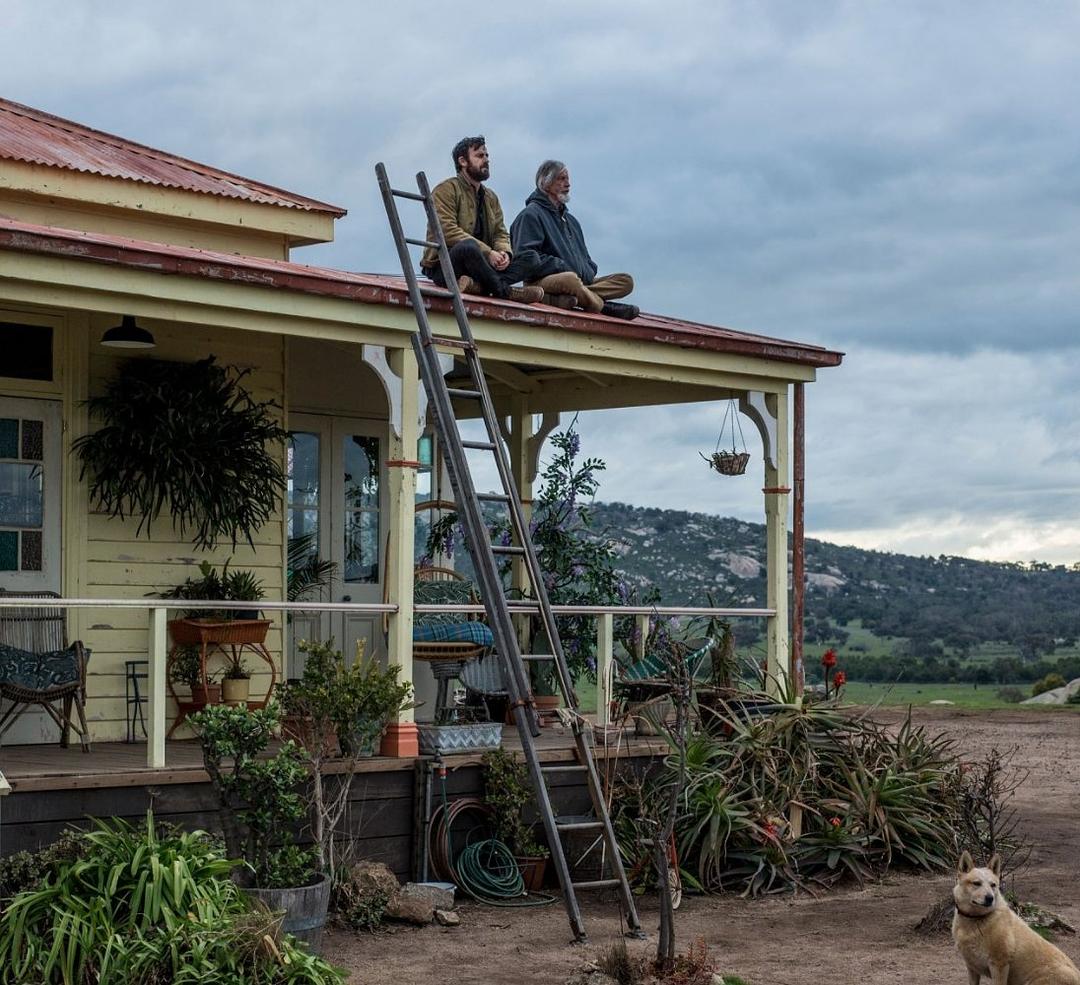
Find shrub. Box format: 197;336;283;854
996;686;1025;704
481;747;547;858
0;814;343;983
615;698;961;897
1032;673;1067;697
0;831;85;911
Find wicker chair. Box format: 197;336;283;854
0;590;91;751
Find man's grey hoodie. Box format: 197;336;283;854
510;190;599;285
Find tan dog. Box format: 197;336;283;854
952;852;1080;984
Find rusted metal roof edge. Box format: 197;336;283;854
0;98;347;217
0;223;844;370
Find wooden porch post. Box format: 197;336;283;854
792;382;806;696
763;390;790;697
381;347;420;757
595;613;614;726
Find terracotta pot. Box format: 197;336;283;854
516;855;549;892
190;683;221;706
533;694;561;727
221;677;250;704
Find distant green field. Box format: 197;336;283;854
842;681;1079;710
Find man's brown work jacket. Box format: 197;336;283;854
421;172;513;270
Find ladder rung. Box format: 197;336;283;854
520;654;556;662
572;879;621;890
557;820;605;832
391;188;425;201
462;441;497;451
428;336;476;351
492;544;526;556
476;492;509;502
541;764;587;773
405;237;440;249
448;388;483;400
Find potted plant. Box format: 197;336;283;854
169;645;221;706
188;702;329;953
481;747;550;890
221;654;251;704
73;355;287;551
161;560;270;647
279;639;414;875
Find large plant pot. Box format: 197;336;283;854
190;683;221;706
417;722;502;755
246;875;331;954
516;855;549;892
168;618;272;647
221;677;251;704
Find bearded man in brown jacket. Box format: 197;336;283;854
420;135;544;303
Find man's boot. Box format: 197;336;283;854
507;285;545;304
600;301;640;320
457;275;480;295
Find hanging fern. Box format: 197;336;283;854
73;356;287;549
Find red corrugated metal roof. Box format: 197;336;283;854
0;97;346;216
0;216;843;369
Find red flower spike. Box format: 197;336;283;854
829;817;842;827
821;649;837;669
833;670;847;689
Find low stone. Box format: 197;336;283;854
349;860;400;899
385;892;434;925
564;972;619;985
401;881;455;911
434;908;460;927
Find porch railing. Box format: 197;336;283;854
0;598;774;770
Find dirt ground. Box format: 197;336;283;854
324;707;1080;984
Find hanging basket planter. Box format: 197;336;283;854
701;450;750;476
701;400;750;477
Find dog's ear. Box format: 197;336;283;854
958;851;974;874
989;854;1002;878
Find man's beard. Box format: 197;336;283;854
556;191;570;205
466;162;490;182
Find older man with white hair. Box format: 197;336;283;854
510;160;639;320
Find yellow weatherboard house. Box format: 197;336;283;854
0;97;841;787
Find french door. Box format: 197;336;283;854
287;415;386;677
0;396;63;743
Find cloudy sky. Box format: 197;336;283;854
3;2;1078;563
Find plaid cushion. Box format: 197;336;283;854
619;637;714;683
413;621;494;646
0;642;87;691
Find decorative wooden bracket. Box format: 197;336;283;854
498;411;560;483
362;345;453;439
738;392;777;471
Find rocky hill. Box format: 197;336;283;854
593;502;1080;657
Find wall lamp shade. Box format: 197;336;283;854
101;315;155;349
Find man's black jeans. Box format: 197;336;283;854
423;241;543;298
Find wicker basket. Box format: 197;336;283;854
168;618;271;647
702;450;750;476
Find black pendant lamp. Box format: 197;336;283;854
101;315;155;349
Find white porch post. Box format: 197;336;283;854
147;605;167;768
382;347;420;757
508;396;534;663
595;613;614;726
763;390;791;696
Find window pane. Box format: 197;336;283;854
0;531;16;571
0;419;16;458
287;432;320;508
288;508;319;545
0;323;53;381
21;419;43;461
20;530;42;571
0;462;43;527
343;510;379;583
343;436;379;509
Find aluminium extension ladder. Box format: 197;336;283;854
375;162;642;943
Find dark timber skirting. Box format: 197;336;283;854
0;733;664;878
